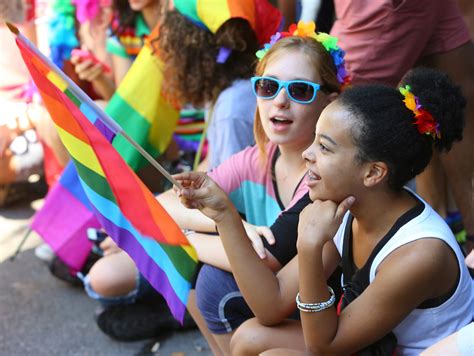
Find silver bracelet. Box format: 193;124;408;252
182;229;195;237
296;286;336;313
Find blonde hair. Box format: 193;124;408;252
253;36;341;164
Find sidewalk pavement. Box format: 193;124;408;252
0;199;211;356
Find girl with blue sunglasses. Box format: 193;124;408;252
173;23;344;354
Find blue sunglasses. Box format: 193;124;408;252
251;76;322;104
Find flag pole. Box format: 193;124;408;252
6;22;183;190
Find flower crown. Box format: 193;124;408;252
256;21;350;86
399;85;441;139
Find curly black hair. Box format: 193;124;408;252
339;67;465;191
155;10;259;107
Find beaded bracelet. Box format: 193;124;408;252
296;286;336;313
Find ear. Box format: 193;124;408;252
363;161;388;187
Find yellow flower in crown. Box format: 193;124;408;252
295;21;316;37
399;85;418;113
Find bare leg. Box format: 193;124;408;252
420;42;474;235
231;318;305;356
187;290;224;356
212;332;234;356
87;251;138;297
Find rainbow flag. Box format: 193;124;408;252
13;25;197;321
175;0;282;43
109;42;180;170
31;27;180;271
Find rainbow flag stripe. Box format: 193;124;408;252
16;31;197;321
175;0;282;45
109;43;180;170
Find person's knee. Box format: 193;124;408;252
87;255;137;298
231;318;267;356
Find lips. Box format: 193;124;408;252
307;169;321;181
270;116;293;124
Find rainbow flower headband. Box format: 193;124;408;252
256;21;350;85
399;85;441;139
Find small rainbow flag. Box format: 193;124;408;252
11;24;197;321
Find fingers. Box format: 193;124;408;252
173;171;205;184
73;59;104;81
247;229;266;259
257;226;275;245
335;196;355;221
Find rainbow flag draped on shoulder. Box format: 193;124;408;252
11;24;197;322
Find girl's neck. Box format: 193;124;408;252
277;142;307;173
141;5;160;30
351;188;418;239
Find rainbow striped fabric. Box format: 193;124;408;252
15;29;197;321
109;41;180;170
174;0;282;45
31;27;180;271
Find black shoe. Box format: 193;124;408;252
95;302;196;341
48;251;102;287
48;256;83;287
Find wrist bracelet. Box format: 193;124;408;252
182;229;195;237
296;286;336;313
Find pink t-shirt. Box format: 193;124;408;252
208;143;308;226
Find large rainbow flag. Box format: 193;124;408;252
12;24;197;321
31;27;180;271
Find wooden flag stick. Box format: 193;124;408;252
5;22;182;190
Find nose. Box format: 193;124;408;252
273;86;290;108
302;145;315;163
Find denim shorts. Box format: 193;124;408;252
82;272;154;306
195;264;255;334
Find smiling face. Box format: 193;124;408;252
257;49;331;151
302;101;367;203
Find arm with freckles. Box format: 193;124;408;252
297;200;458;354
174;171;341;325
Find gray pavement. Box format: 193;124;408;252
0;199;211;356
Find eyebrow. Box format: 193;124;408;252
263;74;315;82
319;134;337;146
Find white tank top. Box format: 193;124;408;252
334;190;473;355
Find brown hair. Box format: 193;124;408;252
253;36;341;163
155;10;259;107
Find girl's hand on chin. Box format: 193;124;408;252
173;171;232;222
297;196;355;250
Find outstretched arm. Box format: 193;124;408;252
174;171;341;325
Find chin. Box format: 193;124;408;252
309;188;343;203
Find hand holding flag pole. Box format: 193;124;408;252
6;22;182;190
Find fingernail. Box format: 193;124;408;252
348;196;355;204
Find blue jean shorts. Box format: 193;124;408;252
195;264;254;334
82;272;154;306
